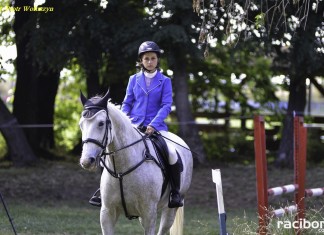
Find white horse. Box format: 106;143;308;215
79;91;193;235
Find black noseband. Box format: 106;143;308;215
82;138;107;149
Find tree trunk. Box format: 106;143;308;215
36;70;60;149
86;68;102;97
12;0;38;147
0;98;37;166
276;77;306;167
12;0;60;157
276;3;323;167
169;49;206;164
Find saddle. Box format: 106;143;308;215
137;126;173;196
137;126;170;173
149;132;172;198
149;132;184;200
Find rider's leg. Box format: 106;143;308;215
160;131;183;208
168;156;183;208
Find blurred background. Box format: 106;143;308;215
0;0;323;234
0;0;323;167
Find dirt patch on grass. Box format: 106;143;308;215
0;160;324;211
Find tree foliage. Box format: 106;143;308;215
189;43;277;114
190;0;323;166
54;61;86;152
194;0;323;51
0;0;322;166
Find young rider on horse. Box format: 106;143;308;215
89;41;184;208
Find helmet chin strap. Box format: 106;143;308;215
141;65;157;73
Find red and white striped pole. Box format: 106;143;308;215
294;115;307;227
254;115;268;235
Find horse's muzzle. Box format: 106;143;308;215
80;156;97;170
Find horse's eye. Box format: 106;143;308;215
98;121;105;127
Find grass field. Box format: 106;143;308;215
0;201;259;235
1;160;324;234
2;202;324;234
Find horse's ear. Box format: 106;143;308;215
80;90;87;106
94;89;110;109
101;89;110;104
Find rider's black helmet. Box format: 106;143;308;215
138;41;161;58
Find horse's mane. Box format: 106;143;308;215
107;101;134;128
81;92;135;132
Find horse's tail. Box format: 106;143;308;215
170;206;184;235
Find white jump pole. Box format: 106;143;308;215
212;169;228;235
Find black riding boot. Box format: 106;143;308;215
89;188;101;207
168;158;183;208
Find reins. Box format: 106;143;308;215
155;131;201;157
102;138;143;156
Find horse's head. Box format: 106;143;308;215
79;91;111;171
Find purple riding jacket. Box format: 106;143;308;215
121;70;172;131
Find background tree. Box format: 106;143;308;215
1;0;322;167
99;0;156;103
272;3;324;166
196;0;324;167
12;0;40;159
189;42;277;125
0;95;37;165
1;0;159;164
147;0;208;163
12;0;67;158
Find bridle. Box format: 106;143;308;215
81;107;145;158
81;109;111;150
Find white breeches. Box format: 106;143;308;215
159;131;178;165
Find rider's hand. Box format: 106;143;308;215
145;125;155;135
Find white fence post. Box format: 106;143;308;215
212;169;228;235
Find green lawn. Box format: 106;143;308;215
2;202;323;235
1;161;323;234
0;202;257;235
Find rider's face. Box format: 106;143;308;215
141;52;158;72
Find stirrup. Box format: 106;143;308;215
89;196;101;207
89;188;101;207
168;190;183;208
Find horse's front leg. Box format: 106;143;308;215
139;206;158;235
100;207;119;235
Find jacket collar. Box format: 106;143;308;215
136;71;162;94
